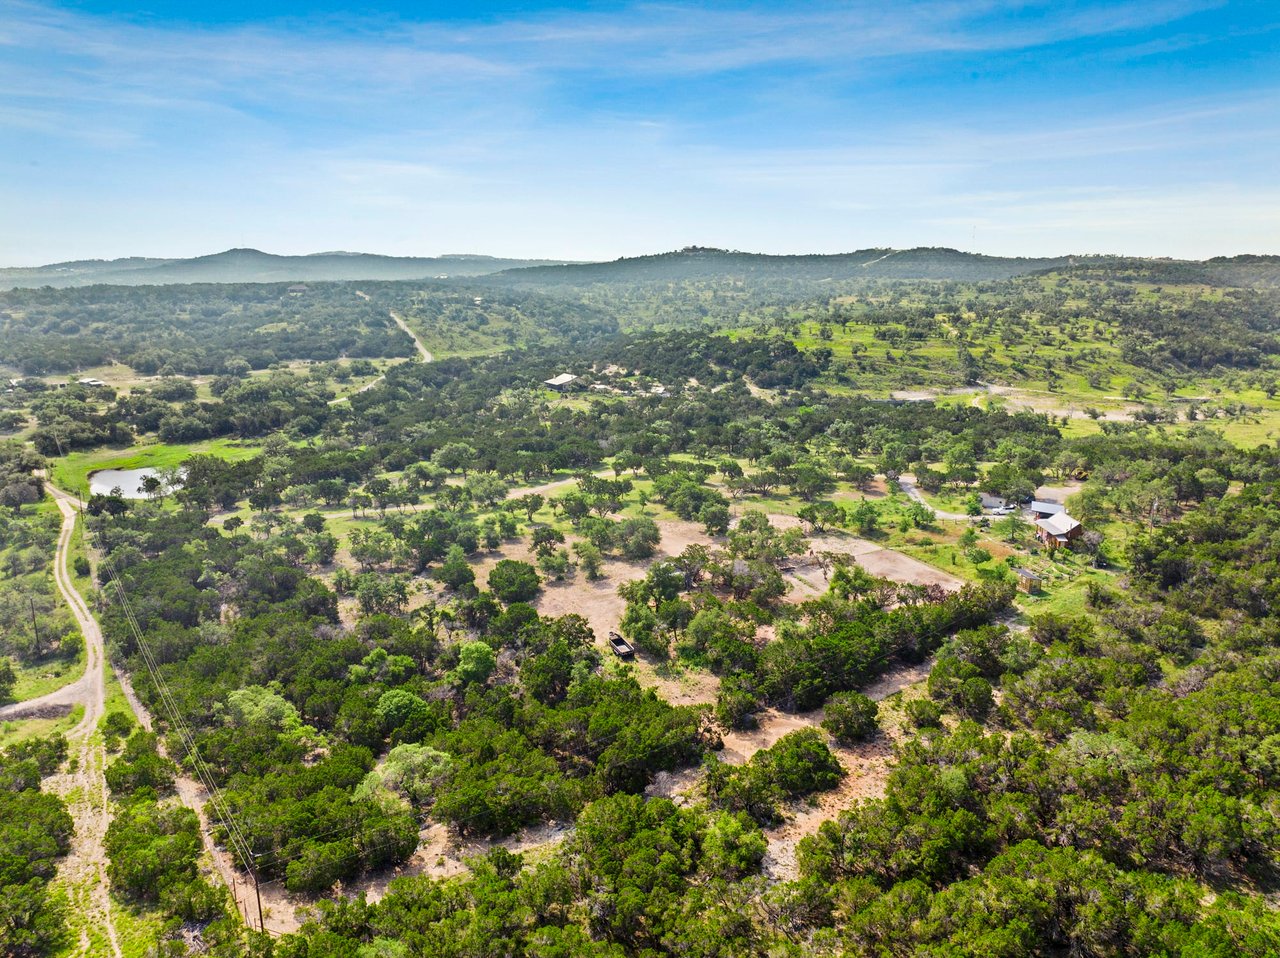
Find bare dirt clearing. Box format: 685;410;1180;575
371;822;571;895
763;736;896;880
1035;480;1084;503
733;516;962;594
245;821;574;929
805;529;965;592
718;657;935;879
978;383;1139;420
853;546;963;591
470;518;723;705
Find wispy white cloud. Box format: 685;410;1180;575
0;0;1273;262
456;0;1221;73
0;0;1218;108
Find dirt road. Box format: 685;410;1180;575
388;308;433;363
0;502;99;722
897;476;977;522
37;486;123;958
329;295;433;404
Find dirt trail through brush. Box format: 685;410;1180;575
719;658;935;880
38;486;123;958
329;293;432;404
46;484;279;936
0;495;102;722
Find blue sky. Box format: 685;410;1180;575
1;1;1277;263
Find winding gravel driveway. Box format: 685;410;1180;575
6;485;124;957
897;475;979;522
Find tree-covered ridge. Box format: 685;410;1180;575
0;279;620;378
0;282;413;375
729;274;1280;396
480;246;1280;287
0;248;575;290
370;282;620;357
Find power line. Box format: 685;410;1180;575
87;504;1005;933
180;610;944;884
94;541;720;923
95;547;267;932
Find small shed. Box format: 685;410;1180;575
544;373;578;391
1014;567;1043;594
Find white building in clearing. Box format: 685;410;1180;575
544;373;578;391
1030;500;1065;519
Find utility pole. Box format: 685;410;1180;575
29;597;40;656
251;857;264;933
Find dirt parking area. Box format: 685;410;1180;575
797;531;964;592
853;546;962;591
1034;481;1083;503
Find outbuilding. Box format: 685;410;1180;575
1014;567;1043;594
1030;500;1065;519
544;373;578;391
1035;512;1082;548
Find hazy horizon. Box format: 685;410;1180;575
6;242;1279;272
3;1;1278;264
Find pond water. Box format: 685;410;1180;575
88;467;181;499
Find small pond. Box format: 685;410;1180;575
88;467;181;499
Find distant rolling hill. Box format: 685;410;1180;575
6;245;1276;290
484;246;1280;287
484;246;1079;284
0;248;581;288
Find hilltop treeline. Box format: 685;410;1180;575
0;280;619;376
0;283;413;375
483;247;1079;286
